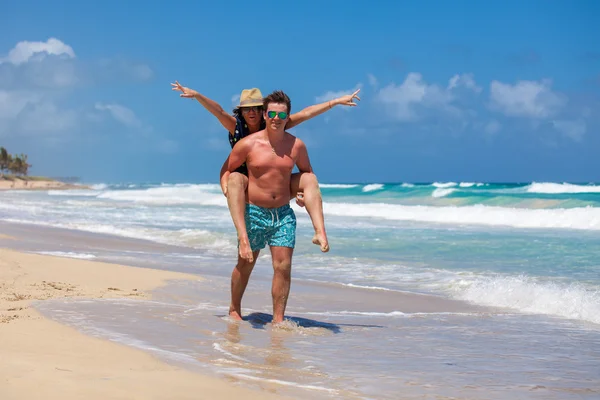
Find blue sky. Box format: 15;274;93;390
0;0;599;183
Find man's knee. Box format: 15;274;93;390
272;257;292;276
235;258;255;274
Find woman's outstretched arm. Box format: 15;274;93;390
286;89;361;129
172;81;236;133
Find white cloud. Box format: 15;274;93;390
17;102;78;134
552;119;586;141
0;38;75;65
489;79;565;118
0;40;152;91
315;83;363;103
0;38;169;154
231;93;240;107
375;73;459;121
0;58;79;89
0;90;39;120
447;73;482;93
367;73;378;88
0;90;79;137
484;120;501;135
95;103;142;128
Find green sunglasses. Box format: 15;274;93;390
266;110;289;120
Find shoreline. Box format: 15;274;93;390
0;249;289;400
0;178;89;190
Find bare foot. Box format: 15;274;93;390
229;308;243;321
312;233;330;252
238;238;253;263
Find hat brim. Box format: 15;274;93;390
236;100;264;108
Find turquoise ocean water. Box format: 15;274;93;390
1;181;599;398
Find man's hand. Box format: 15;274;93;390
334;89;361;107
171;81;198;98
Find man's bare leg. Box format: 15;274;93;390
227;173;253;262
290;172;329;252
229;250;260;320
270;246;294;324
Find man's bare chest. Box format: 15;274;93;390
248;144;296;175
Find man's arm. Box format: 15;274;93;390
172;81;236;133
286;89;361;129
294;138;314;173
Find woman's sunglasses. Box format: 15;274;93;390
266;111;289;120
241;106;262;114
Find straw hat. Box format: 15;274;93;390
237;88;263;108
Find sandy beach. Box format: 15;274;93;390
0;248;288;400
0;179;87;190
1;187;598;399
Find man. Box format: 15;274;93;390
225;90;314;324
172;82;360;263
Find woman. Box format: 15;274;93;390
171;81;360;262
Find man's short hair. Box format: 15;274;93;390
263;90;292;113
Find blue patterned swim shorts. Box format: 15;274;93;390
245;203;296;251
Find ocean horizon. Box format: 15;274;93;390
1;179;599;399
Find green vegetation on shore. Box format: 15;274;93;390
0;175;54;182
1;147;32;178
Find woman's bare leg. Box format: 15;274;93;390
226;172;253;262
290;172;329;252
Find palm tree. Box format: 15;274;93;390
9;155;23;176
0;147;9;177
19;153;31;176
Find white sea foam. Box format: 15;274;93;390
362;183;384;192
212;343;251;363
184;302;228;313
432;182;457;188
322;202;600;230
526;182;600;194
304;310;407;317
305;262;600;325
451;275;600;325
90;183;109;190
231;373;338;393
456;182;485;188
343;283;392;291
2;217;235;253
303;310;482;318
401;183;415;187
35;251;96;259
97;185;227;206
48;190;100;197
432;188;456;197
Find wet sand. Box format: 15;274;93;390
0;248;290;400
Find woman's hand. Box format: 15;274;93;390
333;89;361;107
171;81;198;98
